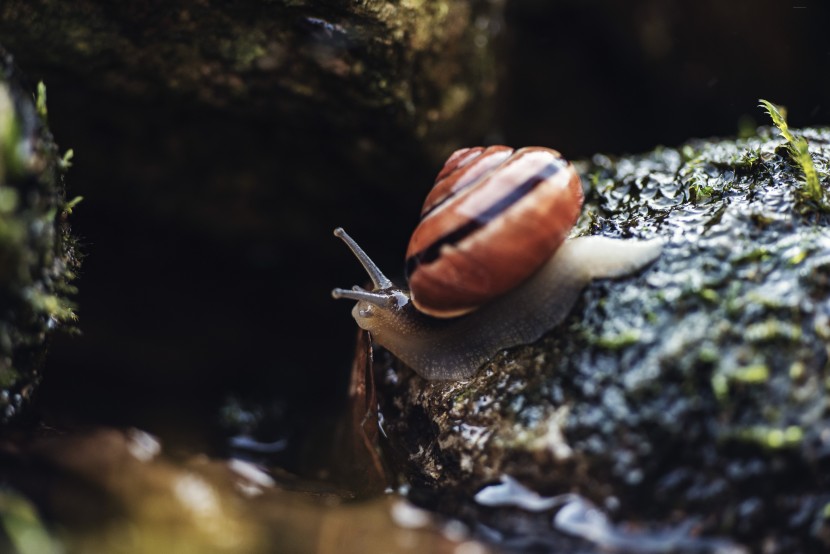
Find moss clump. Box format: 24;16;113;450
0;47;79;422
760;99;828;211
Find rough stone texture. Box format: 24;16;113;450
0;0;496;120
377;127;830;553
0;49;79;422
0;1;500;241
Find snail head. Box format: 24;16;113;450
331;228;412;332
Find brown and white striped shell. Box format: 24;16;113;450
404;146;584;318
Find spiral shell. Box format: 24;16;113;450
405;146;584;318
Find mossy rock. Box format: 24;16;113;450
377;126;830;553
0;1;499;244
0;48;79;422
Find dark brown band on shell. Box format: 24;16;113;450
421;145;514;218
405;146;583;318
405;160;562;279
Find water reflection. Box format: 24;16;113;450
472;475;746;554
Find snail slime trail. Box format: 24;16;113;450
333;146;662;380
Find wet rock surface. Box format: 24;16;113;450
376;128;830;553
0;48;79;423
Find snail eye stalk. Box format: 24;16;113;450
331;287;395;308
333;228;393;291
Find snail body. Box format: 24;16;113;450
333;146;662;381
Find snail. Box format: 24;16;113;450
332;146;662;380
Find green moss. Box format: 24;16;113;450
0;84;23;177
59;148;74;170
711;373;729;402
26;290;77;323
745;319;802;343
0;489;61;554
759;99;827;211
0;185;25;254
788;249;808;265
711;363;770;402
698;346;719;364
733;363;771;383
594;329;642;350
760;100;797;144
688;177;715;203
733;247;770;264
732;425;804;450
62;195;83;215
35;81;47;121
0;186;18;213
0;51;80;421
0;366;21;389
788;361;806;381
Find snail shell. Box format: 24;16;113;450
332;146;662;380
405;146;583;317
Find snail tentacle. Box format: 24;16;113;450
331;287;395;307
334;227;393;290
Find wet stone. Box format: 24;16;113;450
376;128;830;553
0;48;79;423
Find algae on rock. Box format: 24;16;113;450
0;48;79;421
377;126;830;553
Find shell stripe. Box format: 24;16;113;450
420;147;513;219
405;161;562;279
420;169;483;219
